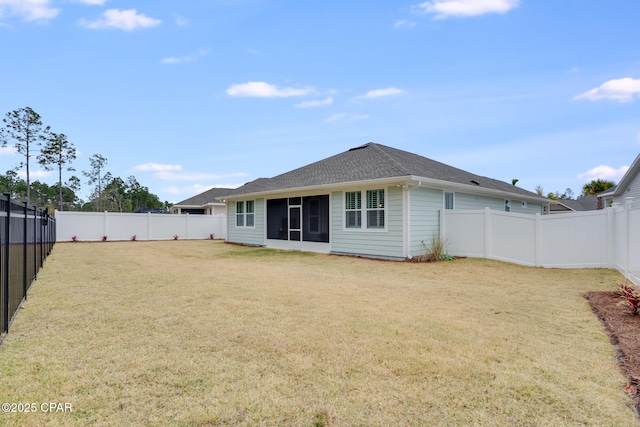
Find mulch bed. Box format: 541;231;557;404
585;291;640;416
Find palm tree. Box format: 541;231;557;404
582;179;615;209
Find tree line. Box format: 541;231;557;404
0;106;170;212
534;179;615;201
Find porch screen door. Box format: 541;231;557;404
289;206;301;241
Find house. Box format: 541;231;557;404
599;153;640;207
171;187;234;215
549;195;599;214
221;142;549;259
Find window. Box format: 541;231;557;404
236;200;255;227
505;200;511;212
246;200;255;227
345;191;361;228
236;201;244;227
366;189;385;228
444;192;454;210
345;189;385;229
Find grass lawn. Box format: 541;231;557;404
0;240;637;426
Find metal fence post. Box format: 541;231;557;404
3;193;11;334
23;203;27;300
33;206;37;282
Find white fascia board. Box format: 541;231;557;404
600;153;640;197
218;177;412;202
219;175;548;205
408;175;549;204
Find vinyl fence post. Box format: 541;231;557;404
625;198;634;280
484;207;491;260
607;207;614;269
186;213;190;240
103;211;108;241
3;193;11;333
534;213;541;267
147;212;152;240
23;204;27;299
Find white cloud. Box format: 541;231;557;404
394;19;416;29
0;146;17;155
133;163;182;172
574;78;640;103
163;183;241;196
359;87;405;99
79;9;161;31
416;0;519;19
578;165;630;182
295;96;333;108
351;114;370;121
134;163;248;182
161;48;209;65
155;171;249;181
0;0;59;21
73;0;106;5
226;82;314;98
175;15;189;27
325;113;346;123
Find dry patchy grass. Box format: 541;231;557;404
0;241;637;426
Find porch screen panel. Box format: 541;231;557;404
303;195;329;243
266;199;288;240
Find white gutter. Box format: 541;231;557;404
404;180;422;259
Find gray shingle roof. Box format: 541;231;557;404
550;195;600;212
174;187;235;206
226;142;544;199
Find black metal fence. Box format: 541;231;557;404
0;193;56;335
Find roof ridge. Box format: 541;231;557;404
367;143;412;175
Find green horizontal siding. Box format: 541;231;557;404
409;187;443;258
226;198;265;246
331;186;404;259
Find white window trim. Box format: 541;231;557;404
342;188;388;232
444;191;455;210
235;200;256;228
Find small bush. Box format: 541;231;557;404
102;235;108;242
71;235;78;242
209;233;215;240
419;235;452;261
619;282;639;315
131;235;137;241
173;235;179;240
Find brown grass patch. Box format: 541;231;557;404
0;241;637;426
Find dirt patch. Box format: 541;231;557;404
586;291;640;415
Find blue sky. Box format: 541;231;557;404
0;0;638;204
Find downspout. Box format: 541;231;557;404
404;181;422;259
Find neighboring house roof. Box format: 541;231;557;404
550;195;599;212
173;187;234;207
223;142;547;202
599;153;640;198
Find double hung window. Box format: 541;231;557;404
345;189;385;229
236;201;255;227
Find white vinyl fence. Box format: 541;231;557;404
441;199;640;286
55;211;227;242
